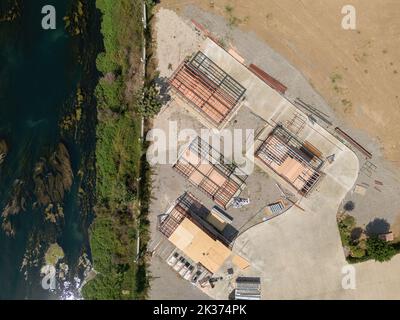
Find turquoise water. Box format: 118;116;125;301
0;0;96;299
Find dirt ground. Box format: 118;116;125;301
162;0;400;164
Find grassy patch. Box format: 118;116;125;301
44;243;65;266
224;5;242;28
96;116;141;207
82;0;149;300
81;209;137;299
330;73;342;83
341;99;352;107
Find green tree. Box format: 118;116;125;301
366;236;396;262
136;84;162;118
338;214;356;246
350;245;366;258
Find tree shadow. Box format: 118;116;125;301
365;218;390;236
228;289;236;300
350;227;364;242
344;200;355;212
154;76;171;105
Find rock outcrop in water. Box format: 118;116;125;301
1;180;27;237
1;143;74;236
33;143;74;206
0;139;8;165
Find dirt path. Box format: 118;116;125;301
162;0;400;164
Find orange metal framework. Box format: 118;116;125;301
173;137;247;208
256;125;323;196
158;193;231;247
169;51;246;125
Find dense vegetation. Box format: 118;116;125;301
338;213;400;263
365;236;397;262
82;0;151;300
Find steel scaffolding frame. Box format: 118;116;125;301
159;193;231;247
256;125;323;196
173;137;247;208
169;51;246;125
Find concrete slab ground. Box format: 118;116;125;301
149;256;211;300
204;120;360;300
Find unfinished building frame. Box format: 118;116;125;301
158;192;231;247
173;137;247;208
169;51;246;126
158;193;235;274
256;125;323;196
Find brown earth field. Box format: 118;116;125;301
161;0;400;164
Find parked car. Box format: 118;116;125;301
179;262;191;276
173;257;186;271
167;252;179;266
183;265;195;280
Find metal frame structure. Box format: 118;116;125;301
169;51;246;126
361;160;377;178
285;110;307;136
159;193;231;247
173;136;247;208
256;125;323;196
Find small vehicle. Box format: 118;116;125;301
183;265;195;280
173;257;186;271
167;252;179;266
179;262;191;276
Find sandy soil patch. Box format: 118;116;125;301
155;8;204;77
162;0;400;164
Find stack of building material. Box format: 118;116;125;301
267;201;285;215
354;184;367;196
235;277;261;300
232;197;250;208
379;232;394;242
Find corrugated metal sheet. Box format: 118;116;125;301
248;64;287;94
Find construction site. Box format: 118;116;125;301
148;7;400;300
169;51;246;128
149;32;349;299
173;136;247;209
255;125;323;197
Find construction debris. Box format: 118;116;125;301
379;232;394;242
232;197;250;209
326;154;336;164
335;127;372;159
354;184;367;196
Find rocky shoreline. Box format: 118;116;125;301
0;0;99;299
1;143;74;237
